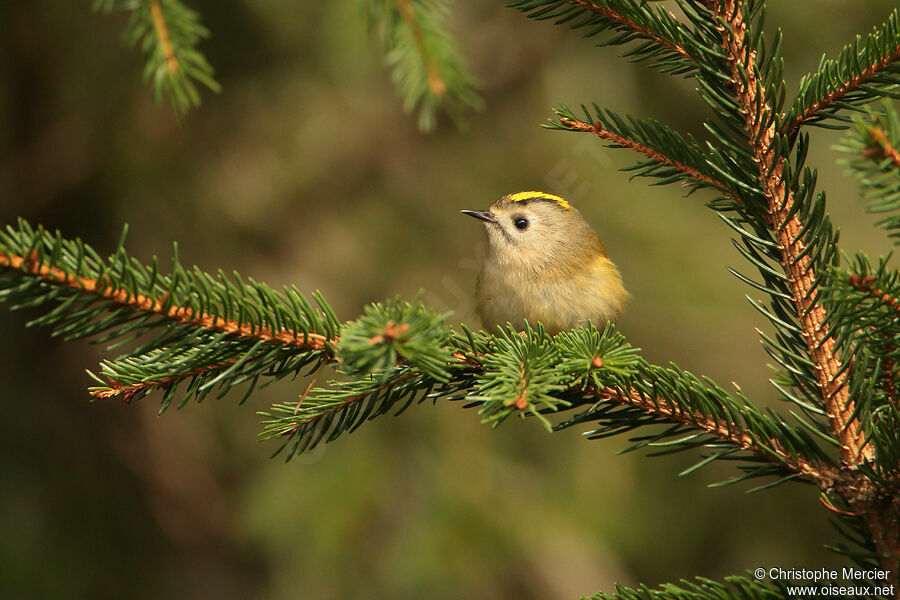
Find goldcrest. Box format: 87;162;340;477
463;191;628;335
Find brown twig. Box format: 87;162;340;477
849;273;900;315
149;0;179;74
0;250;335;354
295;370;322;414
592;386;842;487
558;116;774;224
90;360;239;402
566;0;692;62
508;363;528;410
711;0;872;465
869;126;900;169
847;273;899;405
860;498;900;594
396;0;446;98
884;346;897;407
787;43;900;138
819;494;859;517
558;117;726;191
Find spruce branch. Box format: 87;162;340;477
848;272;900;316
365;0;483;131
565;0;693;62
261;368;428;459
586;574;788;600
785;9;900;138
0;217;844;490
0;220;339;409
554;112;726;192
835;103;900;244
870;126;900;169
259;321;842;490
710;0;872;464
94;0;221;117
508;0;720;78
585;385;841;487
550;105;773;223
89;358;237;403
824;257;900;483
0;246;333;353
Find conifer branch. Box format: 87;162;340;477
148;0;178;75
397;0;446;100
711;0;872;465
558;116;725;190
0;250;333;354
509;0;720;79
592;385;841;486
848;272;900;315
266;371;419;442
870;126;900;168
786;10;900;138
93;0;221;116
553;110;770;221
90;359;236;402
0;220;341;409
365;0;483;131
565;0;692;61
788;46;900;138
834;104;900;245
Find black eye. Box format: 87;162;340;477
513;217;529;230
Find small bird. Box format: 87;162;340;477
462;191;628;335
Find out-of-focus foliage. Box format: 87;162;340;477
94;0;221;117
834;101;900;244
365;0;483;130
94;0;482;128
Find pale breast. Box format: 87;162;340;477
475;255;628;334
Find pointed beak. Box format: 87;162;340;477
461;210;497;224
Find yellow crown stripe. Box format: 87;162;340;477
506;191;571;211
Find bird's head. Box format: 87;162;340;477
462;191;605;274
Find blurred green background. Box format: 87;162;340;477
1;2;897;599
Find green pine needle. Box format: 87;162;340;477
337;297;453;382
469;322;568;430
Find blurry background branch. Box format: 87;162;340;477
365;0;484;130
835;101;900;244
93;0;221;117
93;0;483;128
